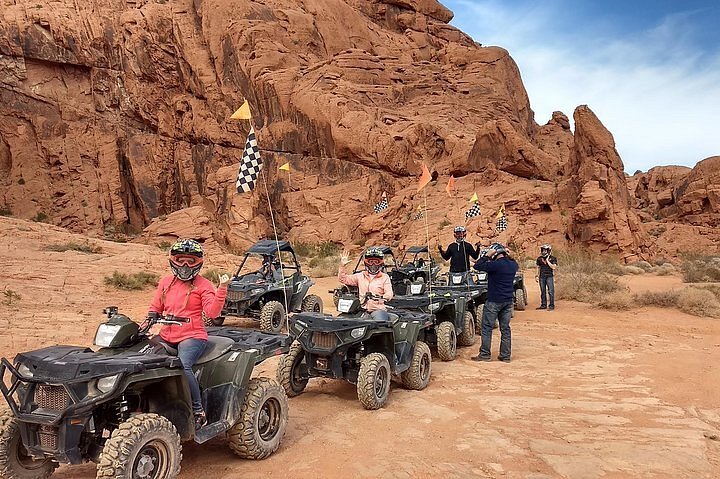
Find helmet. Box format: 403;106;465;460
453;225;466;241
364;247;385;275
481;242;507;259
169;239;204;281
540;244;552;256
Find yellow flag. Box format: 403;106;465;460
469;192;478;203
496;203;505;219
278;162;290;171
230;100;252;120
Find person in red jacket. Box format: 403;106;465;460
148;239;229;430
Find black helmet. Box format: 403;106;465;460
364;247;385;275
453;225;466;241
169;239;204;281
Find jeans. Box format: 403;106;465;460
370;310;389;321
480;300;513;360
177;338;207;413
539;275;555;308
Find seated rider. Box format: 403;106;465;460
338;247;394;320
259;254;280;281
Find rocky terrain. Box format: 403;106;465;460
1;0;719;260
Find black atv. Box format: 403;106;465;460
277;294;433;410
389;246;441;294
330;246;398;304
0;307;291;479
388;287;476;361
217;239;323;333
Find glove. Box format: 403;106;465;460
218;274;230;287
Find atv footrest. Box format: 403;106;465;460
194;420;230;444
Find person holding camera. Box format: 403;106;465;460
535;244;558;310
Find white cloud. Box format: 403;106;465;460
447;0;720;172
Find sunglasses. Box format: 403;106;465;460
171;254;203;267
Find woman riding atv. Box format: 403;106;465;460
148;239;230;430
338;247;394;320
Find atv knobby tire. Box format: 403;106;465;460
259;301;286;333
0;410;57;479
475;304;499;331
400;341;431;390
96;413;181;479
228;378;288;460
300;295;323;313
514;289;526;311
457;311;476;346
436;321;457;361
357;353;391;410
277;342;309;397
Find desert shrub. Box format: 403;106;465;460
157;241;173;251
0;207;12;217
676;288;720;318
45;242;102;254
633;290;680;308
595;290;633;311
294;241;340;261
555;248;626;276
439;218;451;228
2;289;21;306
654;263;676;276
634;261;653;271
622;265;644;275
307;255;339;278
694;284;720;301
556;272;623;303
681;256;720;283
293;241;313;258
31;212;51;223
104;271;159;290
316;241;340;258
202;268;228;284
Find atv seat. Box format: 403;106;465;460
196;336;234;364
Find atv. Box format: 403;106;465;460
0;306;291;479
277;294;433;410
217;239;323;333
330;246;398;305
388;286;476;361
389;246;441;294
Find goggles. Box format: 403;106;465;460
171;254;203;267
364;257;384;266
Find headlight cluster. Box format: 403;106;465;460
251;288;265;296
17;363;34;379
88;374;121;397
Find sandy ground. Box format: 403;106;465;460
0;216;718;479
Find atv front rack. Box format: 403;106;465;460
206;327;291;361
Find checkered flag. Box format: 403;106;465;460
496;214;508;232
236;127;262;193
374;192;389;214
465;202;481;219
414;208;424;220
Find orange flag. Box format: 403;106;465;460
445;175;455;197
417;163;432;192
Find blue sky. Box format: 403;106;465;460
444;0;720;172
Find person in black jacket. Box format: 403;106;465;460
438;226;479;282
535;244;558;310
471;243;518;362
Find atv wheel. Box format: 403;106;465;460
457;311;476;346
357;353;391;410
277;342;309;397
0;410;57;479
474;304;498;331
514;289;526;311
301;295;323;313
401;341;431;390
259;301;286;333
96;413;181;479
436;321;457;361
228;378;288;460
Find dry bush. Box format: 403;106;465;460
634;260;653;271
308;255;340;278
622;265;644;275
45;242;102;254
653;263;676;276
680;256;720;283
202;268;228;284
676;288;720;318
555;248;626;276
557;272;623;303
104;271;159;290
694;284;720;301
633;290;680;308
595;290;633;310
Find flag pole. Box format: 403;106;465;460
422;187;432;296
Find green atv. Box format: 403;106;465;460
217;240;323;333
277;294;433;410
0;307;291;479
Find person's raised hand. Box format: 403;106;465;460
218;274;230;288
340;250;351;266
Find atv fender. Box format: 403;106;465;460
289;277;314;311
392;320;424;373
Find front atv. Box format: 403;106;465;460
277;296;433;410
219;239;323;332
0;307;291;479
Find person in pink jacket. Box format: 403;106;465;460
148;239;229;430
338;247;393;319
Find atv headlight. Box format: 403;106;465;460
451;275;463;285
251;288;265;296
17;363;33;379
94;324;122;348
350;327;366;339
477;273;487;281
96;374;120;394
410;283;423;295
428;302;441;312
